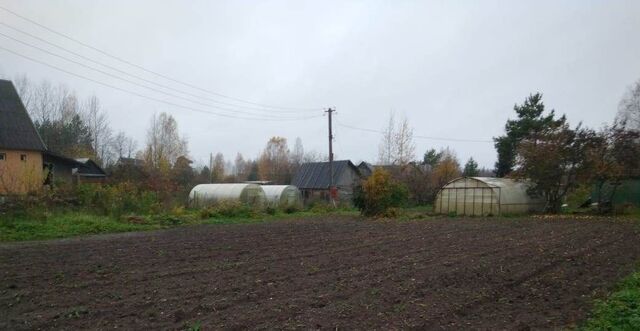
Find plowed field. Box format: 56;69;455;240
2;216;639;329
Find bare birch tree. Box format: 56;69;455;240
616;79;640;130
112;131;138;160
234;153;246;178
394;117;415;165
144;112;188;172
83;95;113;165
378;112;415;165
378;112;395;165
291;137;304;167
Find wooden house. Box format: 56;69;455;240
0;79;46;195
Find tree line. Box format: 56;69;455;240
372;79;640;212
374;112;492;205
14;73;640;213
204;136;327;185
492;79;640;213
13;74;326;197
14;74;137;166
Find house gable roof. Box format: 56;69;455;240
0;80;46;151
292;160;360;189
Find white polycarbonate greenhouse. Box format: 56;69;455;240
261;185;302;208
189;184;266;208
434;177;544;216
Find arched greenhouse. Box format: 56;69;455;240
261;185;302;208
189;183;266;208
434;177;544;216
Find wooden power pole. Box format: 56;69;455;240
326;108;336;205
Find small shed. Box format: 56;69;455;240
292;160;362;204
189;183;266;208
262;185;302;208
434;177;544;216
43;151;83;185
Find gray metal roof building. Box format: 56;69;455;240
292;160;360;189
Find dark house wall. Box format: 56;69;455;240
43;154;79;186
294;161;362;205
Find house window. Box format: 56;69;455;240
20;154;27;162
0;153;5;161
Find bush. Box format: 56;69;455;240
265;206;277;215
354;168;408;217
283;205;301;214
308;201;333;213
198;200;256;219
75;183;160;217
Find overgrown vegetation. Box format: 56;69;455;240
0;181;358;242
492;90;640;214
354;168;408;216
579;270;640;330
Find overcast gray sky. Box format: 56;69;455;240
1;0;639;169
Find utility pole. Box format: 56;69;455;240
326;108;336;206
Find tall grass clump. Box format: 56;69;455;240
75;183;161;217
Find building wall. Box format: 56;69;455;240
298;167;362;206
335;167;361;203
0;149;43;195
48;161;75;185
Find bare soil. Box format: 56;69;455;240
1;216;640;330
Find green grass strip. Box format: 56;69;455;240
579;271;640;330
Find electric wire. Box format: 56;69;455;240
0;5;321;111
0;45;322;122
0;32;317;120
0;22;318;114
336;120;493;143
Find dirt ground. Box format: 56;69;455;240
1;216;640;330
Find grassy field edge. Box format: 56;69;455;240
578;269;640;330
0;209;359;242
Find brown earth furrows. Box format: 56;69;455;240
0;220;553;302
1;217;639;330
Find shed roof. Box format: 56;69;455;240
0;79;46;151
292;160;360;189
43;151;84;167
74;158;107;177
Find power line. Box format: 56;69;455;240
0;45;322;122
0;22;318;114
0;5;321;111
336;120;494;143
0;32;317;120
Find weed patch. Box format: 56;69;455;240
579;270;640;330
